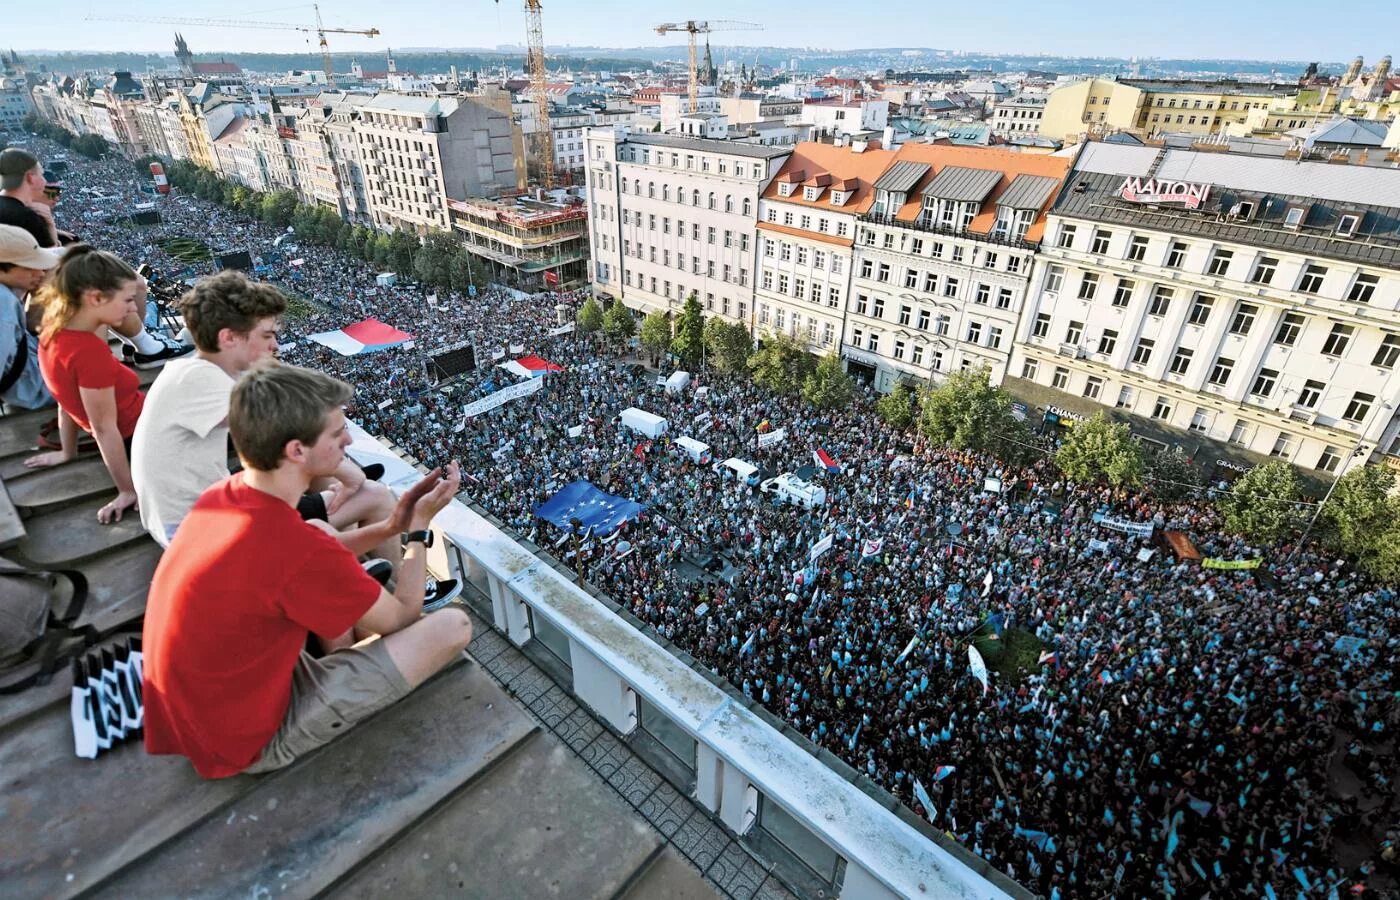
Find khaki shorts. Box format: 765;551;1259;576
243;637;411;774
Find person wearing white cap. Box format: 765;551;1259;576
0;224;60;410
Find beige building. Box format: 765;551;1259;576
1040;78;1292;142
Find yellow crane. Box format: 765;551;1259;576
86;6;379;89
653;20;762;109
523;0;555;188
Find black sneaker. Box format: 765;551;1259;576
422;578;462;612
134;334;195;370
359;463;385;482
362;558;393;587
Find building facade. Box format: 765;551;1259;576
1040;78;1292;142
584;129;789;327
1011;143;1400;477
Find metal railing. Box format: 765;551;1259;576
858;213;1037;251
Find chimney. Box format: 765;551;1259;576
882;124;895;149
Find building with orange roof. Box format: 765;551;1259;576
844;142;1073;390
755;139;898;354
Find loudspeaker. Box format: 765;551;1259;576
131;210;161;226
424;344;476;383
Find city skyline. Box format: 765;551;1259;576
14;0;1394;66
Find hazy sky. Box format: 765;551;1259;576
12;0;1389;62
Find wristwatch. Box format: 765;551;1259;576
401;529;434;548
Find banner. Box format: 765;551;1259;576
862;538;883;558
968;646;989;694
912;779;936;822
1202;557;1262;570
809;533;834;562
894;635;920;666
984;476;1003;494
548;323;575;336
757;427;787;448
1092;511;1154;538
462;376;544;418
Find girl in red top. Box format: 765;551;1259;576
25;245;145;524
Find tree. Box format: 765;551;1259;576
639;310;672;363
1145;447;1203;501
1218;460;1307;544
448;248;476;293
748;332;814;395
919;369;1027;460
802;352;856;410
669;293;705;367
576;296;604;335
602;297;635;347
1320;465;1400;579
876;382;917;429
1055;412;1146;488
704;318;752;373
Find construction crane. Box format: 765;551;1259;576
523;1;555;189
86;6;379;89
653;20;762;109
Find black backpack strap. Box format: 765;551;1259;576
0;568;98;695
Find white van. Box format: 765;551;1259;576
714;457;760;485
664;371;691;394
675;436;711;464
619;407;669;438
760;473;828;508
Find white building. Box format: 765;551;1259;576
799;98;889;139
755;141;896;358
1011;142;1400;477
845;145;1073;392
0;76;35;134
583;128;790;326
990;95;1047;137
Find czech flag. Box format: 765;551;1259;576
306;318;414;356
812;448;842;473
905;488;916;509
933;764;956;782
499;354;565;379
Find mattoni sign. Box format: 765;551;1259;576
1118;177;1211;209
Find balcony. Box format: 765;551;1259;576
859;213;1036;251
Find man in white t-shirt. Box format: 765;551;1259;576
131;272;402;563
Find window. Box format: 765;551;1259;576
1374;335;1400;369
1152;397;1173;420
1148;285;1173;317
1065;320;1085;345
1132;338;1154;365
1343;392;1374;423
882;232;894;250
1228;420;1250;445
1044;266;1065;295
911;343;924;365
1056;224;1076;248
1126;235;1148;262
1250;368;1278;398
1116;386;1135;409
1188;294;1214;326
795;246;807;265
1096;278;1128;311
764;239;775;258
775;309;785;330
1322;324;1354;357
1098;329;1118;355
983;252;999;270
1022;359;1039;380
1270;433;1295;458
707;227;716;244
893;340;906;360
1051;366;1070;390
988;326;1004;349
859;259;873;279
1169;347;1193;376
1165;241;1188;268
1336;214;1360;237
1007;255;1022;274
1250;256;1277;285
905;268;920;289
866;332;879;353
898;305;911;326
1208;356;1234;386
854;294;868;315
1349;273;1378;304
917;309;930;331
1229;303;1258;336
1316;445;1343;474
1032;313;1051;338
777;274;789;294
975;283;991;305
1207;249;1233;276
874;263;890;283
872;297;885;319
1078;273;1100;300
1297;379;1324;409
1265;316;1303;351
761;270;773;290
935;314;950;336
813;250;826;269
822;322;834;346
1189;407;1211;432
1298;264;1326;294
827;287;840;308
1090;229;1111;254
943;277;960;298
1083;376;1103;400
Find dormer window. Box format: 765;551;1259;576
1228;199;1256;220
830;190;848;206
1336;213;1361;237
804;186;821;201
778;182;794;197
1283;205;1307;229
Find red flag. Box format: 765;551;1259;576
634;441;646;460
544;270;559;286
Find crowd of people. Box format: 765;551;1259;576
14;138;1398;898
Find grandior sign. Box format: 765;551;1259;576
1118;177;1211;209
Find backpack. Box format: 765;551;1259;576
0;560;96;695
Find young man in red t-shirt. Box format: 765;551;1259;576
142;361;472;778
